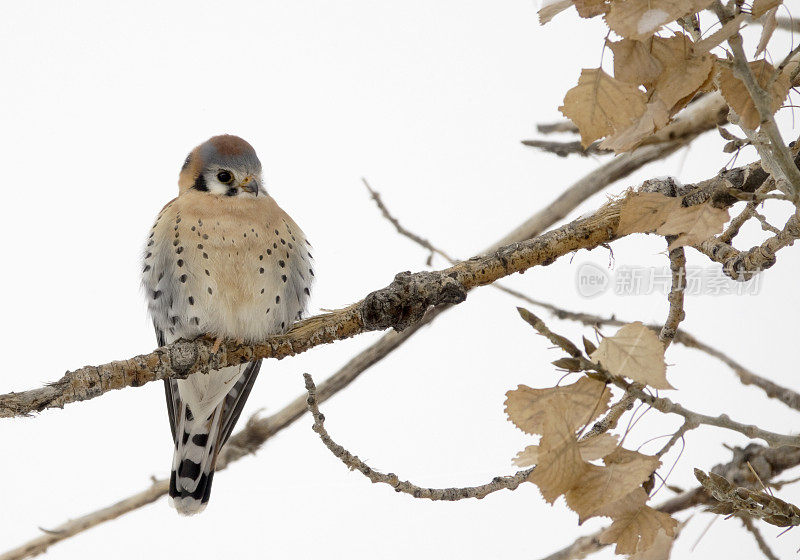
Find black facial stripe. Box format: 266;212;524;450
192;174;208;192
225;187;238;196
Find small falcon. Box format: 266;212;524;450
142;135;313;515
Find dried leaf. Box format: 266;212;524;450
590;322;671;389
582;336;597;356
578;433;620;461
574;0;610;18
600;100;670;152
610;38;663;84
752;0;782;18
717;59;791;129
754;7;778;58
648;34;713;110
605;0;716;41
553;357;583;371
559;68;648;147
539;0;573;24
513;433;619;466
627;529;676;559
566;448;661;521
656;202;729;250
600;490;677;555
528;414;588;502
618;192;682;236
505;377;612;435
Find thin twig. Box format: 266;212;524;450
740;516;781;560
659;243;687;348
303;373;533;500
0;480;169;560
520;139;612;157
536;121;580;135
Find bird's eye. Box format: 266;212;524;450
217;170;233;184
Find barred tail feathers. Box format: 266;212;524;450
169;402;223;516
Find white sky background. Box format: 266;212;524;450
1;1;800;558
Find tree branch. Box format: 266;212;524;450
0;201;625;419
304;373;533;500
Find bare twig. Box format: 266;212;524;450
579;393;636;442
520;139;612;157
591;359;800;447
362;178;455;262
659;243;687;348
304;373;533;500
740;516;781;560
0;480;169;560
536;121;579;135
775;17;799;33
655;420;697;459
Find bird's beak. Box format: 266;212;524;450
239;175;259;196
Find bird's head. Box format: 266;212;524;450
178;135;263;198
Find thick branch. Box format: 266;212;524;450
0;204;626;419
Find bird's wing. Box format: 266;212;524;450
156;325;181;443
216;359;262;447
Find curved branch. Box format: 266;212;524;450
304;373;533;500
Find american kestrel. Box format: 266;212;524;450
142;135;313;515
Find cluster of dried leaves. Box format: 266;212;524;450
542;0;792;152
618;191;729;250
506;310;677;555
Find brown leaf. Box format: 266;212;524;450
539;0;573;24
618;192;682;236
599;489;677;555
528;414;588;503
717;59;791;129
648;34;713;110
590;322;671;389
566;448;661;522
578;433;620;461
605;0;716;40
599;100;670;152
755;7;778;58
559;68;648;147
752;0;782;18
656;202;729;250
513;433;619;466
627;529;676;559
505;377;612;435
610;39;663;85
575;0;610;18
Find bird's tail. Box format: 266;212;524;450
168;403;224;516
